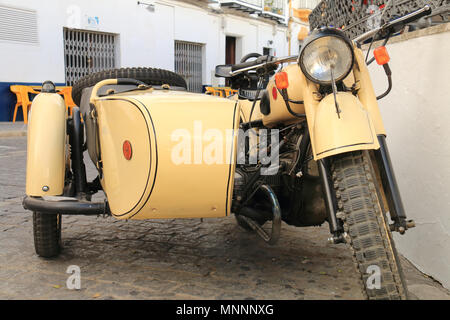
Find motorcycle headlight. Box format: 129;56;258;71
299;28;354;85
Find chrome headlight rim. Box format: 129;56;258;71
298;28;355;86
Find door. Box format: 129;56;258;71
226;36;236;65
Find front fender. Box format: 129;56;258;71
311;92;379;160
26;93;67;196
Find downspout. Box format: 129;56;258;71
288;0;292;55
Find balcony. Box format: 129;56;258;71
218;0;287;24
293;0;320;10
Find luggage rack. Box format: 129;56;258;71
309;0;450;40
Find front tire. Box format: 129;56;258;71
330;151;408;299
33;212;62;258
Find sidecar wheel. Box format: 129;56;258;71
72;67;187;105
330;151;408;300
33;212;62;258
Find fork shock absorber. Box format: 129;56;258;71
318;158;346;244
374;135;415;234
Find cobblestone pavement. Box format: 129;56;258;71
0;136;449;300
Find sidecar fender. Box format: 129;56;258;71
26;93;67;196
311;92;379;160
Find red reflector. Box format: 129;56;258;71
123;140;132;160
275;72;289;90
272;86;278;100
373;46;390;65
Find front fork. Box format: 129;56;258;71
374;135;415;234
319;135;415;244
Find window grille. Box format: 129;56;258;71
64;28;117;86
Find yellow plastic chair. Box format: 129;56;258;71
205;87;237;98
205;87;220;96
10;85;39;124
57;87;77;116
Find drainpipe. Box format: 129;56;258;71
288;0;292;55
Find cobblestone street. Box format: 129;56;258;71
1;135;449;300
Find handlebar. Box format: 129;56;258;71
231;56;275;71
230;55;298;76
354;5;432;43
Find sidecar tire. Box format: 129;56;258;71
33;212;62;258
72;67;187;105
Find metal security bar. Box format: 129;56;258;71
309;0;450;39
174;41;203;93
64;28;117;86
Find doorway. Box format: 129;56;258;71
225;36;237;87
226;36;236;65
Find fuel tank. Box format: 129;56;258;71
263;64;305;127
93;90;240;220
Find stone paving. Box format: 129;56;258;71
0;135;449;300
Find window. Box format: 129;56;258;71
63;28;117;86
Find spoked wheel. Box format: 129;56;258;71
33;212;62;258
330;151;408;300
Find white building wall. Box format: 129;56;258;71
0;0;289;86
367;26;450;289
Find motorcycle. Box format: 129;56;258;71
23;5;432;300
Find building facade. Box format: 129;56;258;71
0;0;301;121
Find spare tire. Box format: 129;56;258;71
72;67;187;105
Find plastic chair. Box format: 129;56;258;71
57;87;77;116
205;87;237;98
10;85;39;124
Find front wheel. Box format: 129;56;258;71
330;151;408;299
33;212;62;258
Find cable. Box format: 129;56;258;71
277;88;306;118
248;78;264;128
376;64;393;100
377;74;392;100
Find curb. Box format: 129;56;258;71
0;131;27;138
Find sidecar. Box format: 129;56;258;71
23;68;241;257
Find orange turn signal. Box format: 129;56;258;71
373;46;390;65
275;72;289;90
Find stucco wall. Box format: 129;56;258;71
366;24;450;289
0;0;290;85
